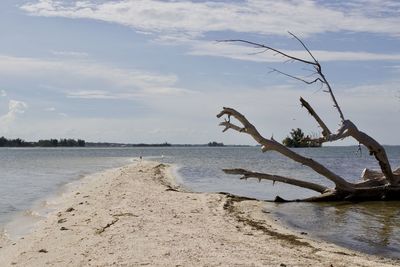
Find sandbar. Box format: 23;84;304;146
0;161;398;266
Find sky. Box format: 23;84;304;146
0;0;399;145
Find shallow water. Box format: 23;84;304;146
0;148;133;227
270;201;400;258
1;146;400;257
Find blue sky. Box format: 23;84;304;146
0;0;399;145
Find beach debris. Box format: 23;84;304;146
273;196;288;203
38;248;48;253
218;34;400;202
154;164;167;176
57;218;67;224
154;163;166;168
112;212;137;217
165;187;178;192
95;218;119;234
66;207;75;212
60;226;69;231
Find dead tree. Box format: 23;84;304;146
217;33;400;202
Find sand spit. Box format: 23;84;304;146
0;161;398;266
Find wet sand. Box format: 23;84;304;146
0;161;398;266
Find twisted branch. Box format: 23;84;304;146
223;168;329;194
220;33;345;121
299;98;395;185
300;97;331;137
217;107;355;191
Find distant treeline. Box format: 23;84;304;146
86;141;226;147
0;137;239;148
0;137;85;147
86;142;172;147
207;141;224;147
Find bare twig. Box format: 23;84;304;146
217;39;317;66
271;68;325;85
288;31;318;64
219;33;346;122
247;48;270;55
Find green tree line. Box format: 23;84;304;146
0;137;85;147
282;128;321;148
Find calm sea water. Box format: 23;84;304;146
0;146;400;257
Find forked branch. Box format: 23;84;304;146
217;39;318;66
220;33;345;121
300;98;396;185
217;107;355;191
217;33;400;201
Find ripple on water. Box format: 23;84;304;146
269;201;400;259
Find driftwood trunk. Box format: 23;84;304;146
217;35;399;202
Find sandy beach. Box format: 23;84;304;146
0;160;399;266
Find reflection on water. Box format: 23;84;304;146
270;201;400;258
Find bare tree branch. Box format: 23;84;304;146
299;98;395;185
288;31;318;64
217;33;399;201
223;168;329;194
344;120;396;184
219;34;346;121
247;48;270;55
270;68;325;85
313;127;394;185
318;70;345;121
217;39;318;66
300;97;331;137
217;107;355;191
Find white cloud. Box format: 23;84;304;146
323;0;400;18
66;87;195;100
2;81;398;144
66;90;119;100
188;40;400;62
51;50;89;57
0;100;28;133
391;65;400;73
21;0;400;38
0;55;177;89
0;54;192;98
0;90;6;97
44;107;56;111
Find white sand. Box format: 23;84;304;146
0;160;398;266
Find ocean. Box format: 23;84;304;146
0;146;400;258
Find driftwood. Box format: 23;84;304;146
217;34;400;202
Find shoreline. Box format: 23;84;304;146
0;161;398;266
0;157;136;242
